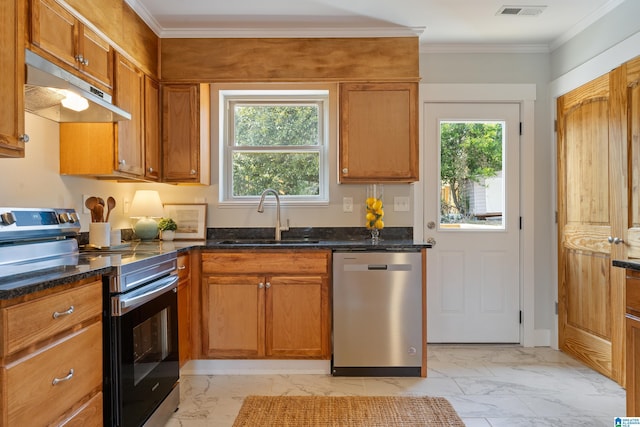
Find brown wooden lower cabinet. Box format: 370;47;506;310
201;250;331;359
177;252;192;368
627;269;640;415
0;277;103;426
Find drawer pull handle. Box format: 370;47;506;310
52;369;74;385
178;265;186;270
52;306;74;319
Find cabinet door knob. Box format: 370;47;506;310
148;167;154;173
258;282;264;289
608;236;624;244
177;265;186;270
119;159;126;165
190;169;196;175
19;134;29;143
265;282;271;289
342;168;348;174
75;54;84;63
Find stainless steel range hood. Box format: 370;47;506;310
24;49;131;123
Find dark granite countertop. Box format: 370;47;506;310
613;259;640;271
1;227;430;300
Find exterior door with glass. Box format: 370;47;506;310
425;102;521;343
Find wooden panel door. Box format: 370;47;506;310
0;0;26;158
78;25;113;90
115;54;144;177
30;0;77;69
625;57;640;259
266;275;330;358
204;275;265;358
339;82;418;183
162;84;201;182
144;76;161;181
557;72;626;383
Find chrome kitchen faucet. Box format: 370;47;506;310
257;189;289;241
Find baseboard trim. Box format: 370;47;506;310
181;359;331;375
534;328;551;347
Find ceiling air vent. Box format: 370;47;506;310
496;5;547;16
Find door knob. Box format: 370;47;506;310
426;237;436;246
427;221;436;229
608;236;624;244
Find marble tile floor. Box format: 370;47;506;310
165;345;626;426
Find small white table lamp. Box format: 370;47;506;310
129;190;164;240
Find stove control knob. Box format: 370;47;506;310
0;212;16;226
58;212;71;223
69;212;79;223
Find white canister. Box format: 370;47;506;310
110;229;122;246
90;222;111;248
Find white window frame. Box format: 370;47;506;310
218;88;330;206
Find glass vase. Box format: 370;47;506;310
366;184;384;244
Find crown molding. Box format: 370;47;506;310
157;26;424;39
420;43;550;54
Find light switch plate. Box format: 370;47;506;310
394;196;410;212
343;197;353;213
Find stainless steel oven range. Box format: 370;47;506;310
84;243;180;427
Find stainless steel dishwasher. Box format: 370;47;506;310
332;250;423;376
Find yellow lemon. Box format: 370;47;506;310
375;219;384;229
376;208;384;217
366;197;375;207
372;200;383;211
366;212;376;221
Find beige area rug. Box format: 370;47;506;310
232;395;465;426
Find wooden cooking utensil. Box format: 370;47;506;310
93;204;104;223
85;196;98;222
106;196;116;222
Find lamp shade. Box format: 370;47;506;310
129;190;164;240
129;190;164;218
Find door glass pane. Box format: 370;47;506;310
439;120;505;230
132;307;172;385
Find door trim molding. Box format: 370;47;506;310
416;83;537;347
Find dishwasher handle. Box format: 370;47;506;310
343;263;413;272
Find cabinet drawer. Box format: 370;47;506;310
5;322;102;426
177;253;190;280
1;279;102;356
202;251;329;275
57;391;103;427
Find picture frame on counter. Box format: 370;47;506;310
162;203;207;240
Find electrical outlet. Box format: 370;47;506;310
394;196;410;212
343;197;353;213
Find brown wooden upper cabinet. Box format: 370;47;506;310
162;84;210;184
60;55;158;181
339;82;419;183
0;0;27;158
144;76;161;181
115;53;145;177
30;0;114;91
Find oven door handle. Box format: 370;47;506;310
113;274;179;316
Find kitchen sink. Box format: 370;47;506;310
217;239;319;245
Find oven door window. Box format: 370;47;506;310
116;286;178;427
133;306;171;385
